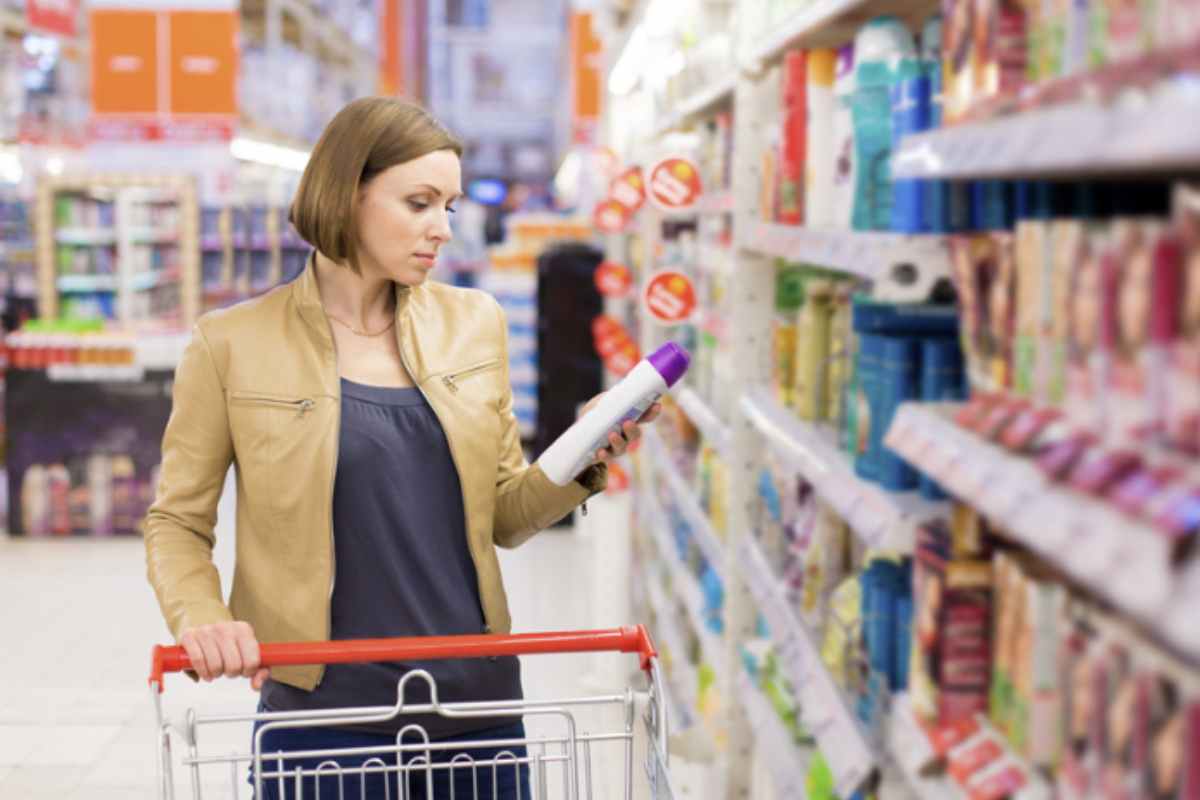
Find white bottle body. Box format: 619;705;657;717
537;360;668;486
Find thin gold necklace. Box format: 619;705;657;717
326;313;396;337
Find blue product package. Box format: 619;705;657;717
895;592;914;691
972;180;1014;230
861;559;902;687
878;336;921;490
854;334;887;481
948;180;973;231
921;64;948;232
853;298;960;337
918;337;966;499
701;567;724;634
890;75;931;233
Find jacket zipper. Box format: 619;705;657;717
441;359;501;394
397;345;491;630
230;394;315;417
320;338;341;688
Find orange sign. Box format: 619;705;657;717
643;271;697;326
591;315;640;376
610;167;646;213
569;12;603;145
168;11;237;115
90;6;237;142
648;157;703;211
593;200;632;234
91;10;158;115
594;261;633;298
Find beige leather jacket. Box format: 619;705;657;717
145;261;605;690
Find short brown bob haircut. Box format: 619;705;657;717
290;97;463;273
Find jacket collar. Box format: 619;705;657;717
292;251;417;351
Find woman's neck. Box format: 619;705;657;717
313;251;395;330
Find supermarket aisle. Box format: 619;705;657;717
0;473;632;798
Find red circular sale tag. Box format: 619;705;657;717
605;462;631;494
643;270;697;326
592;314;621;340
609;167;646;214
594;261;634;298
605;342;641;377
593;200;632;234
648;157;703;211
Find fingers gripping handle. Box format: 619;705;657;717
150;625;658;692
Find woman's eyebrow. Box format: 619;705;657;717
410;183;464;200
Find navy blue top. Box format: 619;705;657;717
262;379;522;738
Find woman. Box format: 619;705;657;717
144;97;657;798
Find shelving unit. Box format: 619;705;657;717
643;429;727;581
654;78;736;138
734;670;810;795
736;532;877;797
749;223;951;285
892;87;1200;179
742;389;946;551
35;175;200;330
675;387;732;458
607;0;1200;794
886;403;1200;660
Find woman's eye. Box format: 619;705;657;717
407;200;429;212
447;205;458;215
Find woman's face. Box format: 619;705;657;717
355;149;462;286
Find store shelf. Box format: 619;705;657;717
131;270;180;291
748;223;950;285
643;561;701;714
735;669;810;795
676;387;732;458
654;77;736;137
885;403;1200;661
57;275;118;292
888;695;962;800
127;227;180;244
737;533;877;797
634;577;690;730
698;192;734;215
46;365;145;383
745;0;936;67
642;490;728;679
56;228;118;246
891;87;1200;179
741;389;946;552
644;429;727;580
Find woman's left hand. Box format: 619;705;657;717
578;395;663;463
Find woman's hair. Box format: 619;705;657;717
290;97;463;273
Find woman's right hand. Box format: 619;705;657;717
179;621;270;690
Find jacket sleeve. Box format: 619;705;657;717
144;323;235;639
491;298;606;548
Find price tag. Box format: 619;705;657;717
1116;532;1170;617
1068;504;1120;581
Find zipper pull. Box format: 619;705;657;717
298;399;315;416
443;375;458;394
581;500;588;517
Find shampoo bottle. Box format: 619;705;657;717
805;49;838;229
538;343;689;486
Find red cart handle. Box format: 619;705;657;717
150;626;658;691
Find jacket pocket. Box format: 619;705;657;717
439;358;502;395
230;391;316;415
227;391;323;538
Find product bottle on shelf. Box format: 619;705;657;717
851;17;918;232
832;44;858;230
778;49;807;226
794;278;835;421
805;49;838;229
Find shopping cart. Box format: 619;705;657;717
149;626;674;799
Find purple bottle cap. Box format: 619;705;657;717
648;342;690;387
